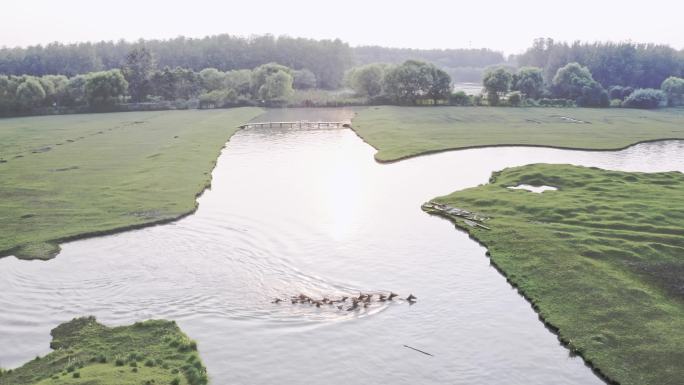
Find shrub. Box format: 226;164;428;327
184;366;208;385
130;361;138;368
576;83;609;107
115;358;125;366
178;339;198;352
145;359;155;367
72;372;80;378
66;365;76;373
132;367;138;373
610;99;622;107
127;352;143;362
622;88;667;109
171;377;181;385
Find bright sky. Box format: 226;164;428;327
2;0;683;54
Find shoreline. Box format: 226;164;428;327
0;113;260;261
365;137;684;164
7;120;682;261
422;207;619;385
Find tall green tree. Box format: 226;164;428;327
512;67;544;99
199;68;226;92
40;75;69;106
255;69;293;101
0;76;19;112
224;70;252;97
85;70;128;108
251;63;293;100
425;65;452;104
122;47;155;102
482;67;512;105
552;62;609;107
348;63;386;97
63;75;88;106
661;76;684;106
15;78;46;110
292;69;317;89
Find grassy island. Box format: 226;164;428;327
0;317;207;385
351;106;684;162
424;164;684;385
0;108;263;260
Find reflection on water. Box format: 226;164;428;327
1;111;683;384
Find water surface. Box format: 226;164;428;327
1;109;683;384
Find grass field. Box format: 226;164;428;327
0;317;207;385
424;164;684;385
0;108;263;260
351;106;684;162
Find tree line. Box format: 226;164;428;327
515;38;684;89
0;47;316;115
0;35;352;89
346;61;452;105
0;35;508;90
479;62;684;109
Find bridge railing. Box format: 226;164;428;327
240;121;350;129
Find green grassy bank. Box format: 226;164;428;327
424;164;684;385
0;108;262;259
351;106;684;162
0;317;206;385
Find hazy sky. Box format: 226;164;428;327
2;0;683;54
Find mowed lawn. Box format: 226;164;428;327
0;108;263;259
425;164;684;385
352;106;684;162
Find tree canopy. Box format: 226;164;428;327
383;60;452;104
0;35;353;90
512;67;544;99
661;76;684;106
84;70;128;108
517;38;684;89
483;67;513;105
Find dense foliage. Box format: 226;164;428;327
517;38;684;89
347;60;452;104
0;35;352;89
661;76;684;106
622;88;667;109
482;67;513;105
353;46;504;68
353;46;504;83
1;35;683;114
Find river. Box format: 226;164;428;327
1;108;683;384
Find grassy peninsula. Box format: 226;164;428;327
0;317;206;385
351;106;684;162
424;164;684;385
0;108;262;260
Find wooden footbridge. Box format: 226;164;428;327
240;121;350;129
